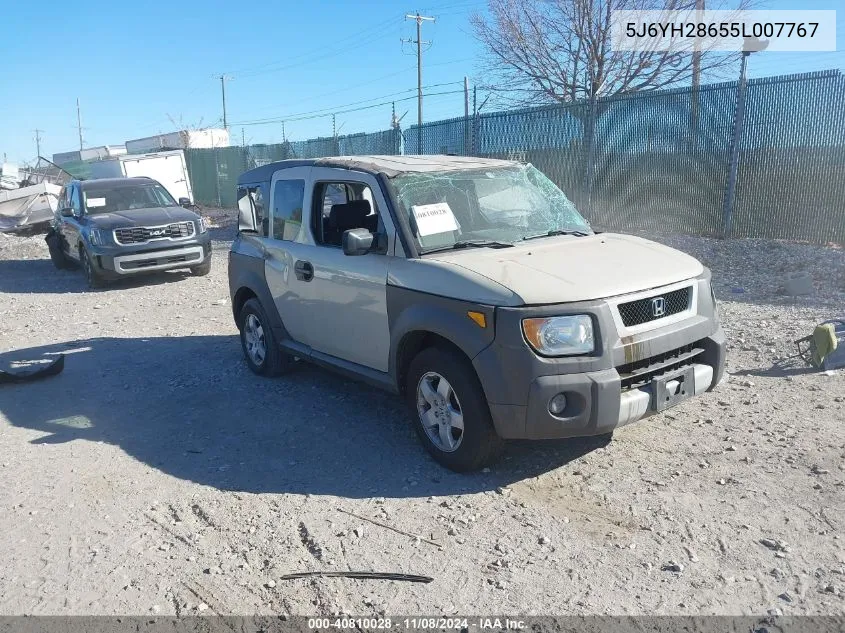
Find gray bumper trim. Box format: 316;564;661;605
113;245;205;274
617;363;713;427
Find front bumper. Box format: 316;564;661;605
89;237;211;278
473;274;727;440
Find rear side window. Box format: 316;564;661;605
271;179;305;241
237;183;269;236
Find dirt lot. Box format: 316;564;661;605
0;212;843;617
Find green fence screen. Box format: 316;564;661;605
183;70;844;244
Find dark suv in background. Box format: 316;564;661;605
46;177;212;288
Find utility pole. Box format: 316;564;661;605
464;76;470;118
34;129;44;159
242;127;246;146
723;38;767;238
691;0;705;92
281;121;286;142
403;12;435;152
219;74;232;130
76;98;84;151
690;0;705;140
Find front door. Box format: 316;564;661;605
293;167;396;372
61;184;84;260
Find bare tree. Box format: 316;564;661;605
166;114;208;149
472;0;751;105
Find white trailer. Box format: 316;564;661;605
88;150;194;203
125;128;230;154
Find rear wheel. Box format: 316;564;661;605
238;298;292;376
80;247;106;289
406;346;504;472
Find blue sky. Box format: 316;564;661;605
0;0;842;164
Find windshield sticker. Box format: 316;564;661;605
86;197;106;208
411;202;459;236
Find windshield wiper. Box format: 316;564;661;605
423;239;514;254
522;229;590;241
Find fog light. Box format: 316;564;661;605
548;393;568;416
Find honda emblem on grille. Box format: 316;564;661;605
651;297;666;317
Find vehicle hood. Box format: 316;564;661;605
424;233;704;304
86;207;199;230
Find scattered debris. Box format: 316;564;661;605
782;272;813;296
338;507;442;549
683;546;700;563
759;538;790;553
0;354;64;384
662;561;684;573
277;571;433;584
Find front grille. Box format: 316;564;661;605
617;341;704;391
114;222;195;245
618;287;691;327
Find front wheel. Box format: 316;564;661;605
406;347;504;472
238;298;292;376
81;248;106;289
191;257;212;276
46;230;72;270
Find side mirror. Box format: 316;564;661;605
178;197;193;208
60;207;75;218
342;228;374;256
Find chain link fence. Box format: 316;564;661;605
185;69;845;244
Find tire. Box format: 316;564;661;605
191;257;212;276
406;346;504;472
46;231;72;270
238;298;292;377
80;247;106;289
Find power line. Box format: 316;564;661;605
230;16;406;79
233;88;466;128
230;82;462;127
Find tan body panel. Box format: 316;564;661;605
424;233;704;304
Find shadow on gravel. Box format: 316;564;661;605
0;258;195;293
732;357;819;378
0;336;604;498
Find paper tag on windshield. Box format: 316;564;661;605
411;203;458;236
87;197;106;208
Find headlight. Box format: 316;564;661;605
88;228;109;246
522;315;595;356
197;218;208;233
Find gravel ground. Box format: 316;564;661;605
0;212;843;617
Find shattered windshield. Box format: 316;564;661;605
82;184;178;215
389;164;591;253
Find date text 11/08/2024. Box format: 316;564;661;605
307;617;527;630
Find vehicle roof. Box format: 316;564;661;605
77;177;155;191
237;155;521;185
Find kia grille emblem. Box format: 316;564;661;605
651;297;666;317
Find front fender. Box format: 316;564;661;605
387;285;496;391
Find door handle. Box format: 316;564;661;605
294;260;314;281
